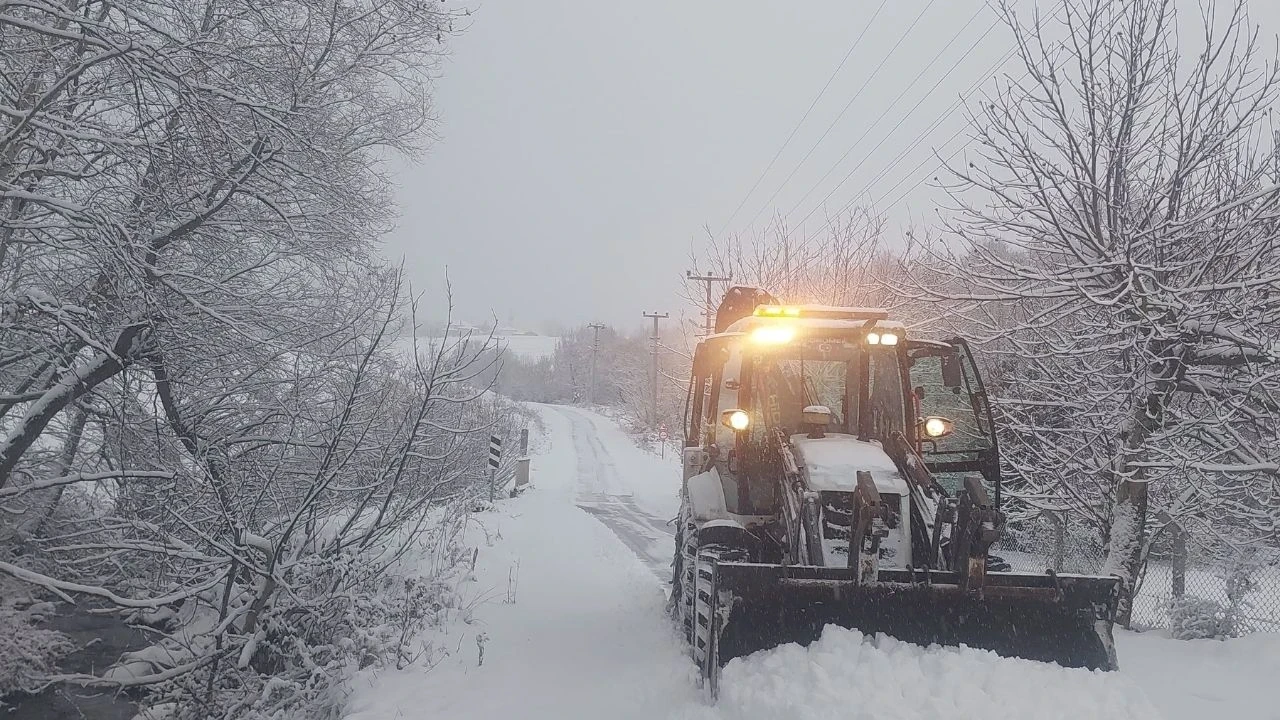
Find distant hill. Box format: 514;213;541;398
393;325;559;362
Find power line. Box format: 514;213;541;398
811;60;1067;238
711;0;890;241
743;0;940;230
855;60;1071;220
798;4;1070;235
799;113;971;244
792;48;1013;237
785;6;999;221
873;125;970;215
833;49;1013;218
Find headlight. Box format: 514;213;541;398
921;416;954;438
866;331;899;346
749;325;795;345
722;409;751;431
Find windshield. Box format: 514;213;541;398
744;335;906;440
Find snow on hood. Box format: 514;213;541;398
789;433;908;495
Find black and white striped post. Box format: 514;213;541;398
487;435;502;502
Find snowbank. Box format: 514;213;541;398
674;627;1161;720
1116;629;1280;720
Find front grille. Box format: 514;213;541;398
820;492;852;540
820;490;900;541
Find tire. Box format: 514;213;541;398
693;543;746;697
677;498;699;643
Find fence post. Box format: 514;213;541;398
1156;510;1187;600
1047;511;1066;572
1171;523;1187;598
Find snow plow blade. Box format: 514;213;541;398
704;562;1119;681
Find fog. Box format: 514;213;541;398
383;0;1280;331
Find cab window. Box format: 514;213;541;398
909;345;993;456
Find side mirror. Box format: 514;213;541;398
941;353;963;389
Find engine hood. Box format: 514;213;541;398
789;433;909;496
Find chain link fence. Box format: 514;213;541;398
995;514;1280;636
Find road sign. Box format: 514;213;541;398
489;435;502;469
658;424;668;440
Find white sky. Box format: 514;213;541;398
381;0;1280;331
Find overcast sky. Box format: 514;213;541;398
381;0;1280;333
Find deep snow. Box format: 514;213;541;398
1116;628;1280;720
344;406;700;720
691;629;1160;720
346;404;1277;720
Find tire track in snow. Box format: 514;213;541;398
555;406;675;579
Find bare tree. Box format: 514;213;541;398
0;0;458;485
0;0;539;715
903;0;1280;623
2;269;512;715
687;209;891;314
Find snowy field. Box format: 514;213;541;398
346;405;1279;720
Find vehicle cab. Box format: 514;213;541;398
683;302;1002;517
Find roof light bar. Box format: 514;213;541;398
753;304;889;321
750;325;796;345
753;305;802;317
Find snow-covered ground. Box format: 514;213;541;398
345;405;699;720
1117;629;1279;720
346;405;1278;720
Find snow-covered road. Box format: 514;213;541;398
560;406;677;579
346;404;1277;720
345;405;700;720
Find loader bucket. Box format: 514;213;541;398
704;562;1119;687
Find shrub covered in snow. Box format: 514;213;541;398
0;606;73;699
1165;595;1236;640
115;513;477;720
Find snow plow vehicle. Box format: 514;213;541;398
670;287;1120;694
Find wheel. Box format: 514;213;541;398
692;544;720;684
693;543;746;697
671;496;699;643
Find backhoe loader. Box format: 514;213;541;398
670;287;1119;695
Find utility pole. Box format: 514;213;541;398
641;311;669;427
586;322;605;406
686;270;732;336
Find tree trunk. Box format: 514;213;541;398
0;323;149;487
30;405;88;536
1102;476;1149;627
1103;335;1185;627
